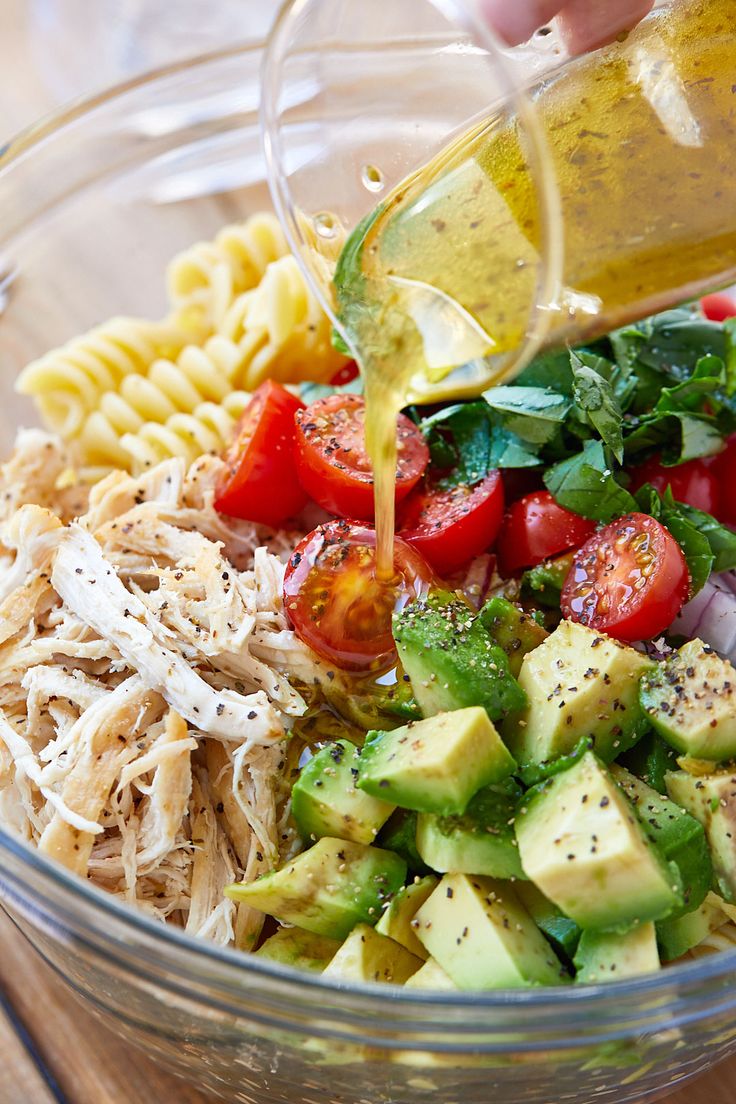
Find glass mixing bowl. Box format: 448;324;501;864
1;41;736;1104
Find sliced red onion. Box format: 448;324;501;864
674;574;736;661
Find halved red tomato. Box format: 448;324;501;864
560;513;689;641
701;292;736;322
497;490;596;574
628;454;720;515
215;381;307;526
329;361;360;387
711;434;736;526
398;472;505;576
294;394;429;519
283;519;434;672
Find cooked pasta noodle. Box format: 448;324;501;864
688;922;736;957
120;391;250;474
166;213;289;330
15;317;189;440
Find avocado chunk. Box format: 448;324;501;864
640;640;736;760
323;666;422;732
610;764;712;917
404;957;458;990
665;769;736;902
516;753;683;932
521;551;576;609
375;875;439;959
619;730;679;795
415;783;526;880
255;927;342;972
393;591;527;722
292;740;395;845
574;924;660;984
377;809;430;876
515;883;581;961
656;894;730;962
477;597;549;678
357;707;516;816
224;838;407;939
414;874;566;989
504;620;652;768
322;924;422;984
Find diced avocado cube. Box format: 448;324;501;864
224;838;407;939
515;883;581;961
414;874;566;989
665;769;736;902
641;640;736;760
619;730;679;795
656;894;730;962
323;667;422;731
375;875;438;959
504;620;653;768
393;592;527;722
521;551;576;609
255;927;342;972
574;924;660;984
357;707;516;816
291;740;395;845
516;753;683;932
610;764;712;917
377;809;430;876
322;924;422;985
415;784;526;880
404;958;458;990
477;597;549;678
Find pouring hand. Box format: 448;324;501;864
480;0;654;55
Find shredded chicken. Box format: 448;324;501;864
0;435;317;945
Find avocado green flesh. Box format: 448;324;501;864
521;552;575;609
377;809;430;875
574;924;660;984
619;730;679;795
640;639;736;760
255;928;342;972
291;739;395;845
322;923;423;985
414;874;567;989
225;838;407;940
357;706;516;816
504;620;653;769
416;785;526;880
515;882;581;960
375;875;439;959
393;592;527;723
666;770;736;903
404;957;458;990
478;597;549;678
516;753;682;932
610;764;712;918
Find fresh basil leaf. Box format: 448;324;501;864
724;318;736;398
486;426;541;469
483;386;571;446
611;309;728;380
654;355;725;413
331;327;352;355
544;440;637;523
570;351;624;463
515;349;575;395
675;503;736;573
334;204;385;349
636;486;714;596
624;411;724;464
419;402;542;481
298;375;364;404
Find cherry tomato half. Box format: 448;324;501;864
701;292;736;322
294;394;429;519
215;381;307;526
398;472;505;576
329;361;360;387
561;513;689;642
628;454;720;515
711;434;736;526
496;490;596;575
283;520;434;672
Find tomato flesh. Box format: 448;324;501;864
561;513;689;641
283;520;434;672
628;454;720;515
399;472;505;576
711;434;736;526
215;381;307;526
701;292;736;322
294;394;429;519
497;490;596;574
329;361;360;387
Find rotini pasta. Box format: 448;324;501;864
120;391;250;474
15;316;189;440
166;213;289;331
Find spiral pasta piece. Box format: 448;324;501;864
219;254;349;391
15;317;188;440
120;391;250;474
77;336;247;470
166;213;289;330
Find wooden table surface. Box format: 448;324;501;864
2;3;736;1103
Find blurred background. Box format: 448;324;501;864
1;0;280;138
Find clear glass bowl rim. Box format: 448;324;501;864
0;41;735;1046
